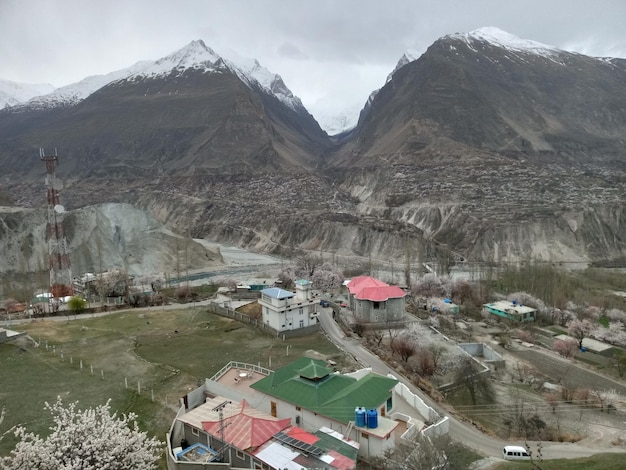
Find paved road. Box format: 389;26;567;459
317;307;626;460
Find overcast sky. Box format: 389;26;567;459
2;0;625;129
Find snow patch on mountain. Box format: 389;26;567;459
0;79;55;108
450;27;563;61
218;48;303;111
23;62;151;109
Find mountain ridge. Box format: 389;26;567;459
1;28;625;267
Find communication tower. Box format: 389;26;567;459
41;148;73;298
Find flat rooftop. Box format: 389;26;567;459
485;300;536;315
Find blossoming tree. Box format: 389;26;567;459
1;397;162;469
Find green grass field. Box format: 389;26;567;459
493;453;626;469
0;306;350;460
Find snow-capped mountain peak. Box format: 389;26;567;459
7;39;303;113
451;27;561;59
136;39;224;78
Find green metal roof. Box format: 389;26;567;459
251;357;398;424
313;430;359;461
296;362;333;380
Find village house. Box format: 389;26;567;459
166;356;449;466
167;395;359;469
483;300;537;322
346;276;406;324
259;280;319;333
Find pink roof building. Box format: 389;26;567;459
346;276;406;324
354;285;406;302
346;276;389;295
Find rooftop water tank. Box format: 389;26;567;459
355;407;366;427
366;409;378;429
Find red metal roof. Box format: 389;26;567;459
286;426;319;445
354;285;406;301
202;399;291;451
346;276;388;295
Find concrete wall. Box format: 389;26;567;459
392;380;441;424
458;343;505;370
355;297;405;323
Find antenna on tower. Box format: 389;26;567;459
211;400;231;462
41;148;73;300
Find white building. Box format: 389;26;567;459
259;280;318;332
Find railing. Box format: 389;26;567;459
209;361;273;382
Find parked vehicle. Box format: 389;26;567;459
319;300;330;308
502;446;530;460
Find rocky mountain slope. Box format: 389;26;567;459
328;27;626;263
0;40;330;180
0;203;222;295
1;29;625;273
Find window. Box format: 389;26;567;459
270;401;277;417
296;406;301;411
236;450;245;460
361;432;369;439
373;301;380;309
191;427;199;436
299;308;303;315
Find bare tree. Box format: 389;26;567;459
415;349;437;377
295;254;322;279
369;435;449;470
613;350;626;377
454;356;495;405
544;392;560;413
392;337;416;363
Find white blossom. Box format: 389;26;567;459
1;397;162;470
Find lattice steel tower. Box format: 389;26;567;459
41;148;73;298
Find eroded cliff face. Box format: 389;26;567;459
1;186;623;293
0;203;222;278
134;179;626;268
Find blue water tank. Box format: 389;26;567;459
355;407;366;427
512;300;517;305
366;409;378;429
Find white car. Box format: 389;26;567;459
502;445;531;460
